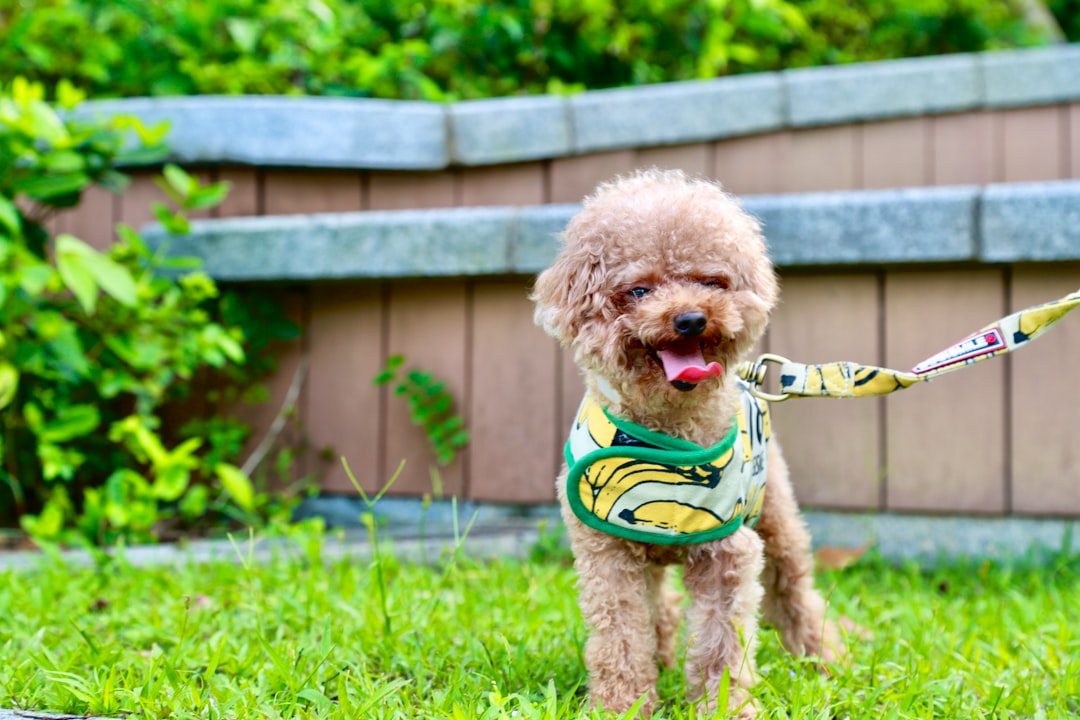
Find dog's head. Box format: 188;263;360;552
533;169;777;401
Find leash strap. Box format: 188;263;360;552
737;288;1080;401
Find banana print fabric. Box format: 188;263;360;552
766;288;1080;399
564;379;769;545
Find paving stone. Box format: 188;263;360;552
980;180;1080;262
1;505;1075;574
803;510;1080;562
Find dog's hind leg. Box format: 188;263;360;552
682;527;764;718
755;440;845;662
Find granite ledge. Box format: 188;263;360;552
143;182;1080;281
77;45;1080;170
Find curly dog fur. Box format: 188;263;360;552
532;169;843;717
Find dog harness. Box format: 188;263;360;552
563;379;770;545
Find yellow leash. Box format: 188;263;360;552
737;288;1080;402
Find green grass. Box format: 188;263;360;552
1;529;1078;719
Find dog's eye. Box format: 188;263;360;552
628;287;652;299
701;278;729;290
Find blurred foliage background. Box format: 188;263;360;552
0;0;1075;102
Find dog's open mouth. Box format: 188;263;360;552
652;339;723;391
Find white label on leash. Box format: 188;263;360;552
911;326;1005;376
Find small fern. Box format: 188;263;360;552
373;354;469;466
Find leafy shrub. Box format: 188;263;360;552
0;78;295;547
0;0;1061;102
1048;0;1080;40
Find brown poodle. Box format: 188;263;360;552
532;169;843;717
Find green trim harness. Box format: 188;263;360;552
563;379;770;546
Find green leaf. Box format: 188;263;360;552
40;404;100;443
47;325;92;378
104;470;150;527
153;202;190;235
23;402;44;432
21;501;65;540
185;182;231;210
162;163;196;199
179;485;209;519
12;76;36;104
55;79;86;110
225;17;262;53
14;172;89;201
0;362;18;410
27;99;69;146
18;263;54;296
159;256;203;270
202;325;245;363
78;250;137;306
152;466;191;502
114;143;169;166
297;689;333;713
44;150;87;174
0;195;20;237
55;234;137;306
115;223;150;256
372;370;395;386
216;463;255;511
97;169;131;194
55;236;99;313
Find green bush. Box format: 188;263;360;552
1049;0;1080;40
0;78;296;548
0;0;1062;102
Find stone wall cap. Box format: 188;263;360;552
981;43;1080;107
783;53;980;126
78;95;449;170
81;45;1080;169
980;179;1080;262
744;185;980;266
449;95;571;165
569;74;784;153
146;182;1080;280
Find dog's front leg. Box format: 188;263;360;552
570;527;659;714
647;563;681;669
683;527;764;719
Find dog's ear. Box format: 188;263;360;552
730;289;772;355
531;239;607;345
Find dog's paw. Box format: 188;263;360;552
590;686;658;717
818;615;868;669
730;688;760;719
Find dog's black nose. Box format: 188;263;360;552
673;312;707;337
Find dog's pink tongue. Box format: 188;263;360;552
658;341;723;383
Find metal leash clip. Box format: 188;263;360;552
736;353;793;403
